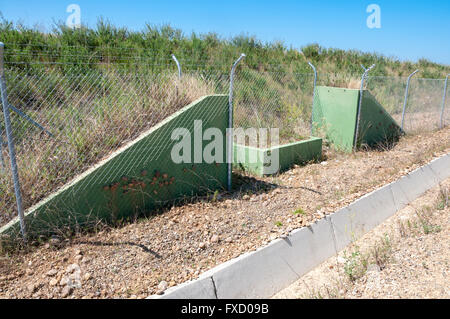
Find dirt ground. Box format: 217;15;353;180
273;178;449;299
0;127;449;299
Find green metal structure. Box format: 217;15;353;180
1;95;229;238
312;86;401;152
233;137;322;176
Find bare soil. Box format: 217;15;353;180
273;179;449;299
0;127;449;299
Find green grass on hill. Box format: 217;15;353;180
1;15;449;78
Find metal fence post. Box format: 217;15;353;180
0;42;27;240
0;133;5;172
354;64;375;150
227;53;245;192
440;74;450;129
401;69;419;131
307;62;317;136
171;54;182;79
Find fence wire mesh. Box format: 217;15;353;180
0;59;229;228
445;79;450;127
233;65;315;147
366;76;448;133
1;49;449;237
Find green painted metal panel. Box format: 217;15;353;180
357;91;402;147
233;144;265;176
1;95;229;238
273;137;322;174
233;137;322;176
312;86;359;152
312;86;401;152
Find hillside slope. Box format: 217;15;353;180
1;16;449;79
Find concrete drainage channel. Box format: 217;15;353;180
149;153;450;299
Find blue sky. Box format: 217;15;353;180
1;0;449;65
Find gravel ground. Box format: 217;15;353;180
273;178;449;299
0;127;449;299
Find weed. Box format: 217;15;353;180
436;187;449;210
343;249;368;282
422;223;441;234
292;208;306;216
371;234;392;270
212;190;220;202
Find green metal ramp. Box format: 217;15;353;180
312;86;401;152
1;95;229;238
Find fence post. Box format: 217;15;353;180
307;62;317;136
227;53;245;192
171;54;182;79
440;74;450;129
401;69;419;131
0;42;27;240
354;64;375;151
0;133;5;172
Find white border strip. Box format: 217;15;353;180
150;153;450;299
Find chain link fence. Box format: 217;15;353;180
233;65;315;147
0;46;449;239
366;76;448;133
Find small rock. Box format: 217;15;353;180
199;242;206;249
83;273;92;281
157;281;168;291
210;235;219;243
60;276;69;286
243;195;250;200
61;286;72;298
27;283;37;293
320;161;328;166
225;237;233;243
50;237;61;246
337;256;346;264
74;255;83;263
49;278;59;287
74;249;82;256
46;269;58;277
367;264;381;272
66;263;80;274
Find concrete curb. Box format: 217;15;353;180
150;153;450;299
